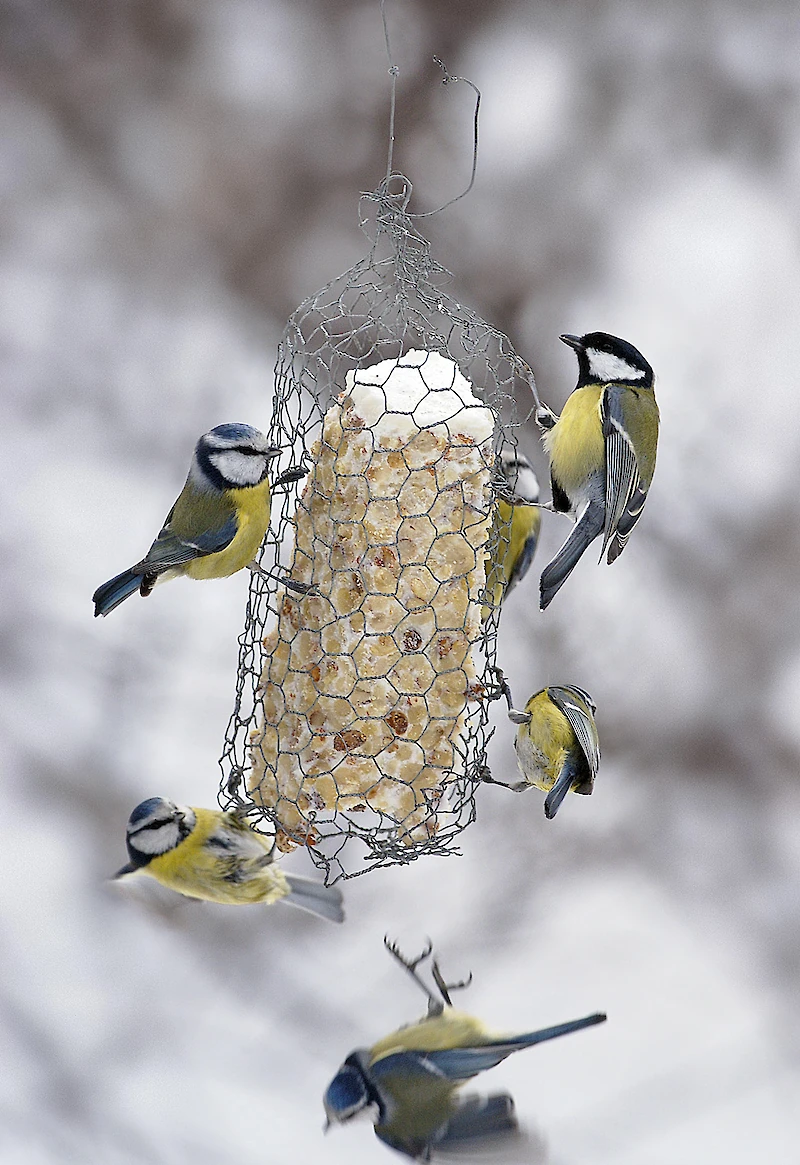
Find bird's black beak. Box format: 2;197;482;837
559;334;584;351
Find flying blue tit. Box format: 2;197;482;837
483;448;541;616
113;798;344;922
508;685;600;819
93;423;292;617
323;938;606;1160
538;332;659;610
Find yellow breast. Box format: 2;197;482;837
185;481;271;581
144;807;289;905
544;385;605;495
515;694;574;792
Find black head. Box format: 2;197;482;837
560;332;653;389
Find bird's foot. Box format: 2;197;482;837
431;959;473;1009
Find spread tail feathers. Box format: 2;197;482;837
93;569;143;617
436;1093;518;1150
539;498;605;610
284;873;344;923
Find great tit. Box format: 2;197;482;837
483;448;541;616
113;797;344;922
508;685;600;819
94;423;291;616
323;938;606;1159
539;332;659;609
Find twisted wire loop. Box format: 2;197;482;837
218;176;538;883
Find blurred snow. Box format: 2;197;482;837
2;0;800;1162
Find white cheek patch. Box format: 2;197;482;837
211;449;266;487
586;349;645;383
514;464;540;504
500;455;540;503
130;820;181;855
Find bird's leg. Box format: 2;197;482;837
246;562;319;596
535;404;559;431
483;666;514;706
384;937;445;1013
431;959;473;1008
273;463;309;489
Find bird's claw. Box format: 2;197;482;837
431;959;473;1008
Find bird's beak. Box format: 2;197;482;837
508;709;532;726
559;333;584;351
111;861;138;879
266;445;283;460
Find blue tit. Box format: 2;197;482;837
113;797;344;922
483;447;542;617
324;939;606;1160
539;332;659;610
509;685;600;819
93;423;284;617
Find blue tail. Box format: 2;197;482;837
539;497;605;610
284;873;345;923
437;1093;518;1148
544;755;581;820
93;569;142;617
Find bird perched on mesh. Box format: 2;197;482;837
538;332;659;610
323;938;606;1159
93;423;305;617
483;447;541;617
113;798;344;922
503;683;600;819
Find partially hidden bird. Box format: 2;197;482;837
508;684;600;819
538;332;659;610
483;447;541;617
113;797;344;922
323;938;606;1160
93;423;295;617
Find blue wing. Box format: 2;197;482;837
601;386;647;564
139;509;238;572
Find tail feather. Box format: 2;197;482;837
93;569;143;617
509;1012;607;1049
437;1093;518;1149
544;756;581;820
539;498;605;610
284;873;344;923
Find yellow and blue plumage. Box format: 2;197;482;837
509;685;600;819
484;448;541;616
324;939;606;1159
93;423;283;616
539;332;659;609
113;797;344;922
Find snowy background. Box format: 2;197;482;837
3;0;800;1162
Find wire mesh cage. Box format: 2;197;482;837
218;175;538;882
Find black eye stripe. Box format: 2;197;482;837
129;817;174;834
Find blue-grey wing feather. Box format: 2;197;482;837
549;686;600;777
602;387;643;563
140;512;238;572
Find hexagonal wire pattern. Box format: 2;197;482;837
218;177;538;882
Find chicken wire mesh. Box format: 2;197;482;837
218;175;538;882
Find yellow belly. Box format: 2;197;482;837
185;481;271;581
515;693;574;792
144;807;290;905
544;385;604;496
